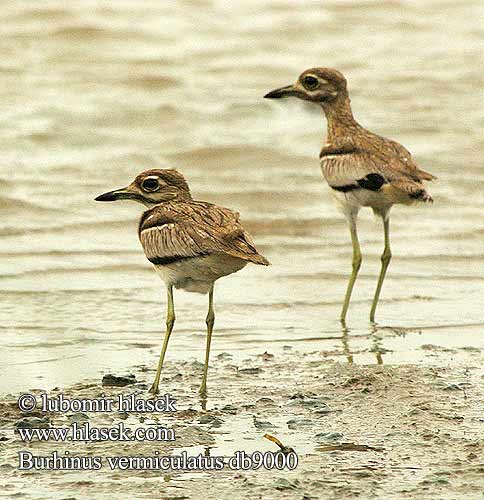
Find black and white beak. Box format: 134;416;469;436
264;84;299;99
95;187;134;202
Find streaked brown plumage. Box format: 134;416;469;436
139;194;269;293
95;168;269;396
318;90;435;203
265;67;436;321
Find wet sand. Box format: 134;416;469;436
2;343;484;499
2;0;484;393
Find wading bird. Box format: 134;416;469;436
265;68;435;322
95;169;269;396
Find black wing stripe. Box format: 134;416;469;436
148;254;209;266
330;184;359;192
357;173;387;191
331;173;387;193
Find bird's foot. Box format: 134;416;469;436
148;384;160;396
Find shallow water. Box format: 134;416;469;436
1;0;483;393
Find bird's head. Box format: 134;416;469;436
264;67;347;104
95;169;192;207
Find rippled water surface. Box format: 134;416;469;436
1;0;483;392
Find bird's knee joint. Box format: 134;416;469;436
166;316;175;329
353;254;362;271
381;250;392;264
205;312;215;328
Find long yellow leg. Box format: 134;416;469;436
370;216;392;322
149;285;175;395
199;285;215;398
340;215;362;322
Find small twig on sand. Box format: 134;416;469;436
264;434;295;454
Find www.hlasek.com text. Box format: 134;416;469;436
17;421;175;443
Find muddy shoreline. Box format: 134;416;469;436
2;345;483;499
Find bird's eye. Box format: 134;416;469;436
141;177;160;192
303;75;319;90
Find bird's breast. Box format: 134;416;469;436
320;156;352;186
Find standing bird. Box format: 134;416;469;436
264;68;435;322
95;169;269;396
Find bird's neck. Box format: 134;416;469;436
321;92;360;141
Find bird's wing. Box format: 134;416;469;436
320;139;435;199
383;138;436;181
139;202;269;266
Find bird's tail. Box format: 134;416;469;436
249;253;271;266
390;180;434;204
415;167;437;182
409;188;433;203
